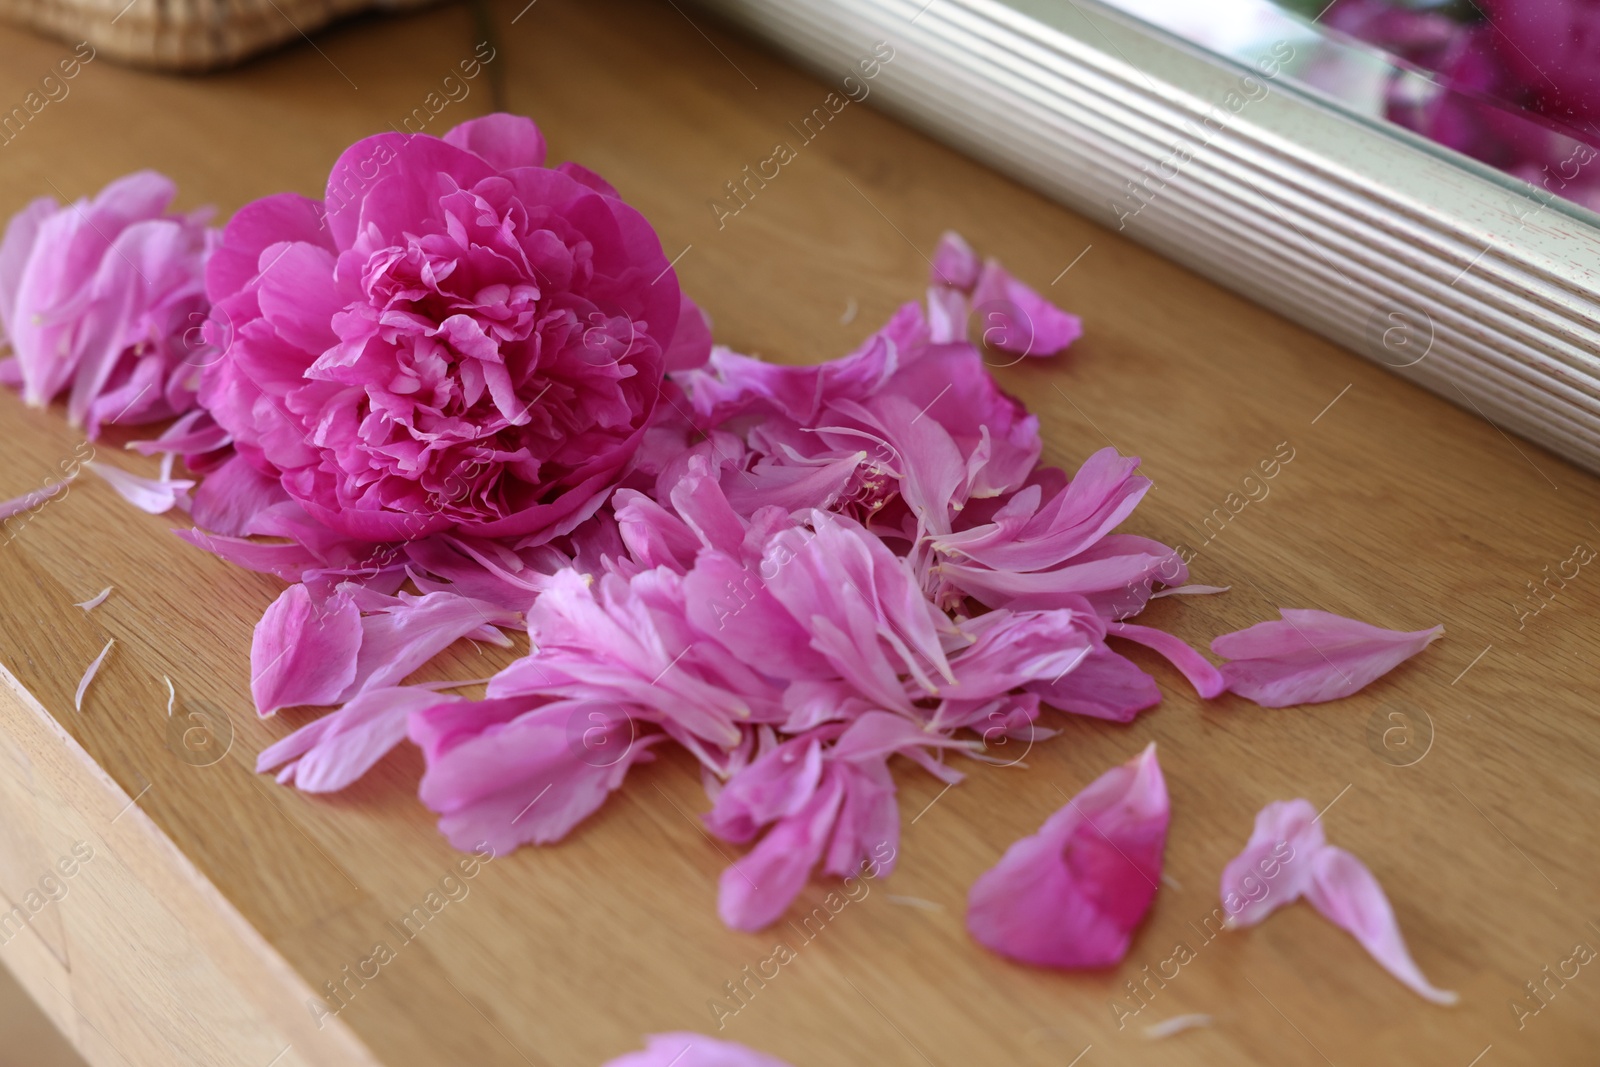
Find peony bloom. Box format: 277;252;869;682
198;113;710;545
0;171;215;437
1220;799;1457;1004
966;744;1168;967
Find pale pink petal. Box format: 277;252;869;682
926;285;968;343
718;767;845;932
822;758;899;879
705;732;828;844
966;743;1167;967
256;686;452;792
86;459;194;514
250;583;363;716
1150;584;1230;599
75;637;115;711
125;409;232;457
344;591;519;698
413;697;662;854
930;230;980;291
0;196;57;339
970;258;1082;357
1110;622;1226;699
75;586;113;611
1217;798;1324;927
1211;610;1443;707
0;477;71;522
603;1032;794;1067
1304;846;1458;1005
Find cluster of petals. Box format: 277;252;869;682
0;172;216;437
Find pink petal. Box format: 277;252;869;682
75;585;113;611
190;453;289;536
603;1033;795;1067
664;293;713;372
1305;846;1458;1005
414;698;661;854
344;591;519;698
1024;642;1161;723
256;686;452;792
442;112;549;171
0;476;71;522
969;258;1082;357
1216;798;1324;927
1211;610;1443;707
250;583;363;716
718;766;846;932
931;230;980;290
0;196;57;338
86;459;194;514
705;733;828;844
1110;622;1226;699
75;637;115;711
966;743;1168;967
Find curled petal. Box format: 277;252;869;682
717;767;845;932
931;230;980;290
970;258;1082;357
1212;610;1443;707
256;685;453;792
1305;846;1458;1005
966;743;1167;967
1110;622;1226;699
86;460;194;514
1217;798;1324;928
250;583;363;716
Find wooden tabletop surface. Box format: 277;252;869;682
0;2;1597;1065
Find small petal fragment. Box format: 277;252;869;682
1212;610;1443;707
76;638;115;711
966;743;1168;967
86;460;194;514
75;586;113;611
603;1033;795;1067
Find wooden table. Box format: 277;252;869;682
0;2;1596;1064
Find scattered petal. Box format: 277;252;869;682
1111;622;1226;699
1212;610;1443;707
257;686;454;792
966;743;1168;967
969;258;1082;356
75;637;115;711
0;476;72;522
164;674;175;717
602;1033;795;1067
75;585;113;611
250;583;363;716
1143;1014;1212;1040
86;459;194;514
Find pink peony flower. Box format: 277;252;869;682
967;743;1168;967
0;171;216;437
602;1033;794;1067
1220;799;1457;1004
198;113;710;545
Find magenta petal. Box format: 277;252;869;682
931;230;980;290
345;591;519;697
1110;622;1226;699
256;686;452;792
442;112;549;171
190;453;289;536
718;767;846;932
250;583;363;716
603;1033;795;1067
1211;610;1443;707
1216;798;1324;927
1025;643;1161;722
966;744;1168;967
664;293;713;372
970;258;1082;357
1304;846;1459;1005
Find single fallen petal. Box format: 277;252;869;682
1150;584;1230;599
1217;798;1324;927
603;1032;795;1067
1143;1014;1212;1040
75;637;115;711
1305;845;1458;1005
75;585;113;611
163;674;175;717
86;459;194;515
966;743;1168;967
257;686;454;792
1111;622;1226;699
970;258;1083;357
250;583;363;716
1211;609;1443;707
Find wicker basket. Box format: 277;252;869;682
0;0;439;71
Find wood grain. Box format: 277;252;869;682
0;2;1597;1065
